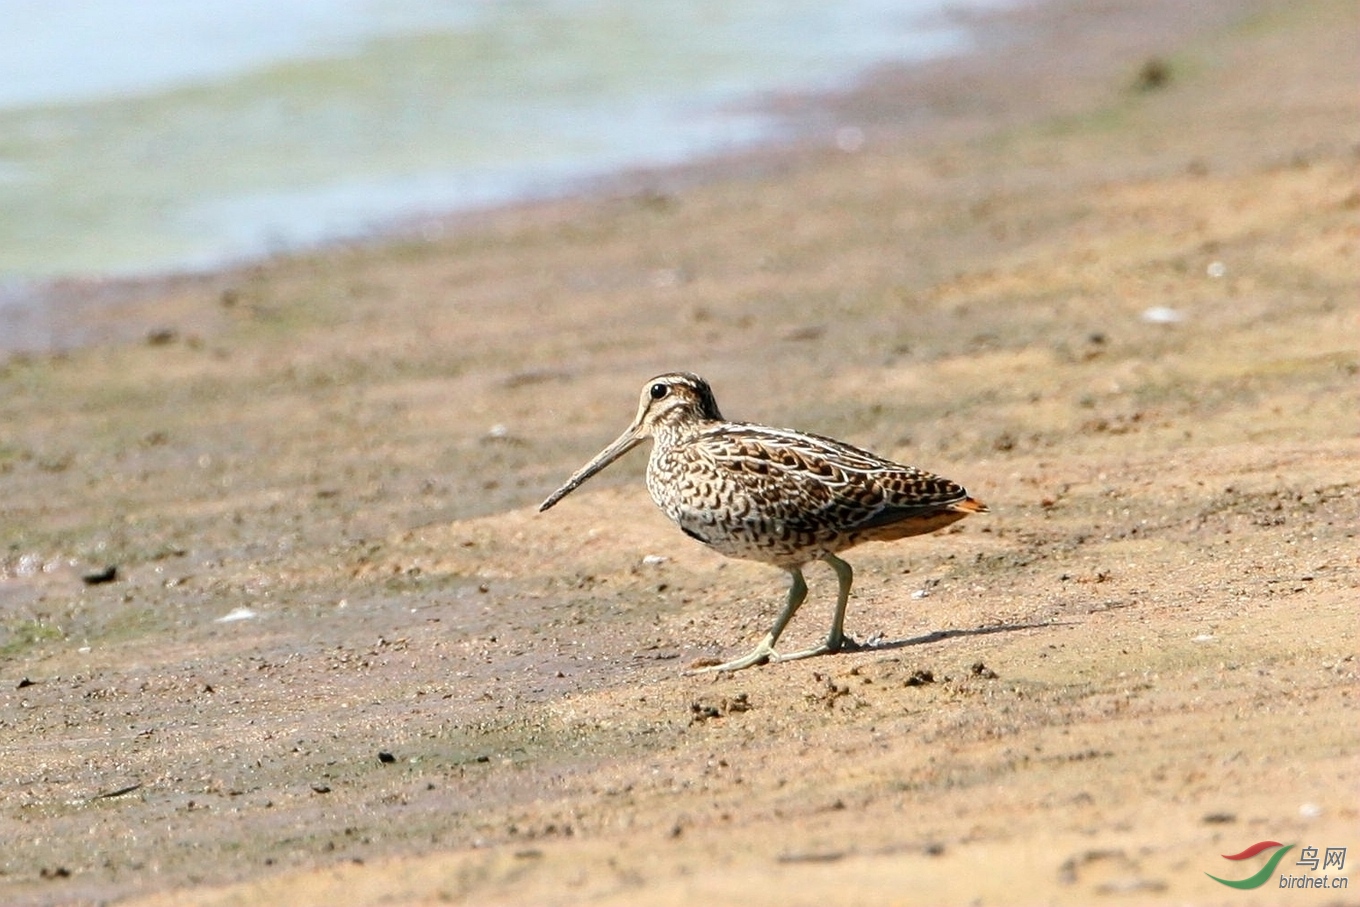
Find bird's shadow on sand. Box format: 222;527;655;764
856;621;1071;654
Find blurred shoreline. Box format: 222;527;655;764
0;0;985;288
0;0;1318;357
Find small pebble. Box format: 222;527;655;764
1141;306;1184;324
215;607;257;623
81;565;118;585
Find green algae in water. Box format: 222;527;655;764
0;0;969;278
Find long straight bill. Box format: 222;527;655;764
539;429;643;511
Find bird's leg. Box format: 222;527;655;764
773;553;858;663
694;568;807;673
823;552;856;652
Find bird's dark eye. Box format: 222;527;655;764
649;382;669;400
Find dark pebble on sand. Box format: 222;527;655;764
82;565;118;585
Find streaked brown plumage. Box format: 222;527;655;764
540;372;987;671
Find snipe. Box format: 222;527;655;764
540;372;987;672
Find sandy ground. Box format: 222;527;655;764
2;1;1358;905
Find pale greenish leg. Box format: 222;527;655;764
772;553;855;663
694;567;808;673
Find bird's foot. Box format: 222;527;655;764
772;633;861;664
688;635;779;674
688;633;862;674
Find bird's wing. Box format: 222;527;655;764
678;425;968;536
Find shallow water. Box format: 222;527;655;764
0;0;993;280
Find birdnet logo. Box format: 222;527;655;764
1207;841;1295;889
1207;841;1349;890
